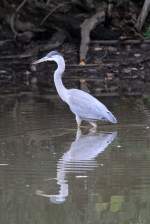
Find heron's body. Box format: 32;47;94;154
33;51;117;128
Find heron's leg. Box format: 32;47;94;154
75;115;82;128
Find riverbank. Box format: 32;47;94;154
0;39;149;96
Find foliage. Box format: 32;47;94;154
144;26;150;39
143;95;150;106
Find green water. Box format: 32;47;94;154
0;95;150;224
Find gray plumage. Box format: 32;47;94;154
68;89;116;123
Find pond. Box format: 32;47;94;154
0;94;150;224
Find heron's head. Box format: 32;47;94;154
32;51;64;65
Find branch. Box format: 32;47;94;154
40;2;70;25
135;0;150;31
10;0;27;36
80;5;106;63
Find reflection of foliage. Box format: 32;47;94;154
93;189;150;224
96;202;108;212
95;195;124;213
110;195;124;212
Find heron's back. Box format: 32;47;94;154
68;89;117;123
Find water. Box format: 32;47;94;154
0;95;150;224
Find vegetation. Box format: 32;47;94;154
144;26;150;38
0;0;150;95
0;0;149;62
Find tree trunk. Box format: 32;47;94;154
135;0;150;31
80;5;106;63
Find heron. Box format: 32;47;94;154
33;51;117;129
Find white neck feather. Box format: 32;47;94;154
53;56;69;103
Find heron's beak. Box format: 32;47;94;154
32;56;49;65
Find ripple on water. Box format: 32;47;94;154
0;96;150;223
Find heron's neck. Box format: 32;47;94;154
54;58;68;103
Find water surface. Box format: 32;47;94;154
0;95;150;224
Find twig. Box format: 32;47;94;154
66;64;99;69
0;53;31;59
10;0;27;36
0;39;13;46
46;0;51;6
40;2;70;25
91;39;150;45
16;0;27;12
10;13;18;36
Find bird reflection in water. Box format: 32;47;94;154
36;129;117;204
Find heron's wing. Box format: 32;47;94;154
68;89;109;120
